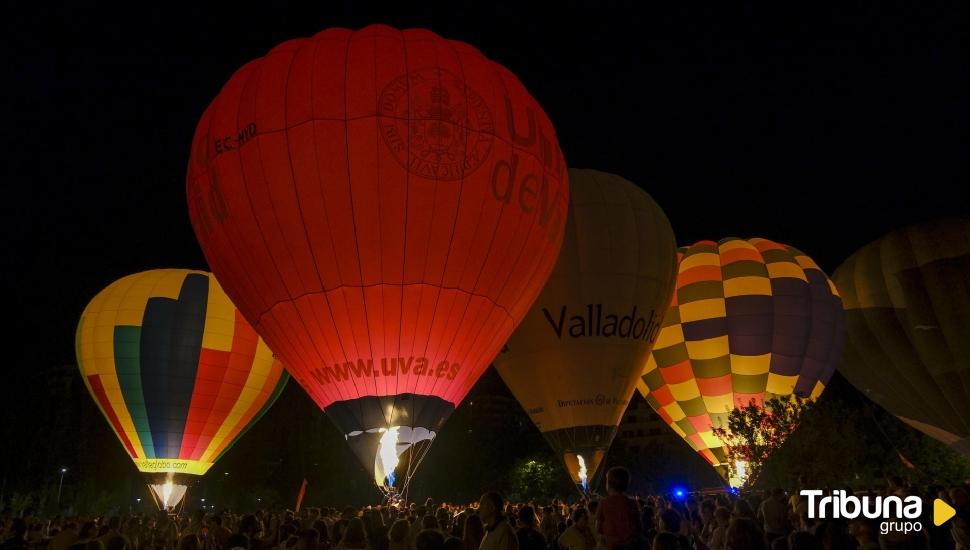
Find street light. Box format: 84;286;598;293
57;468;67;509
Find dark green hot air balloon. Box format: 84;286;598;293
834;219;970;457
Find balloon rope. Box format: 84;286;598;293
864;402;919;472
401;437;436;502
394;436;419;505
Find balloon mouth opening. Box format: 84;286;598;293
729;460;749;489
562;449;605;491
353;426;436;493
577;454;588;491
147;473;188;511
376;427;401;489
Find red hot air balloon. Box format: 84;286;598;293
186;25;568;492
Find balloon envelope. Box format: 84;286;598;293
185;25;568;488
76;270;288;507
637;238;845;482
833;219;970;457
494;169;678;489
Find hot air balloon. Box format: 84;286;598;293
833;219;970;457
494;169;677;492
75;270;288;511
185;25;568;494
637;238;845;484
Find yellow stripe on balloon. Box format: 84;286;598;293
83;277;148;458
766;262;808;281
663;403;686;422
723;276;772;298
702;394;733;414
669;380;701;401
654;323;685;348
202;276;236;352
111;278;152;327
679;252;721;271
699;430;724;449
686;336;729;360
150;270;192;300
766;372;799;395
717;239;755;253
827;279;841;298
200;338;278;463
678;298;726;323
729;354;771;376
793;254;820;271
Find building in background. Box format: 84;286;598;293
613;392;680;456
608;392;724;493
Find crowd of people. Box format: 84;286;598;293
2;469;969;550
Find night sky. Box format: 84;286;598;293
3;3;969;502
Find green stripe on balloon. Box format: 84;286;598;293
114;325;155;458
722;261;768;279
692;356;732;379
678;281;724;303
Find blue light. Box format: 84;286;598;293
387;472;396;488
673;487;686;500
729;487;739;495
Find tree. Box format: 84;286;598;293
750;374;970;491
756;396;882;489
712;396;811;488
508;457;568;502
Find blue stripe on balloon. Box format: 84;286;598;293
140;273;209;459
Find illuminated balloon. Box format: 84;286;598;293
185;25;568;491
75;269;288;510
834;219;970;457
494;169;677;491
637;238;845;483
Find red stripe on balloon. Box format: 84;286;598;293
696;374;733;396
178;347;231;458
186;311;260;460
86;374;138;458
718;247;764;266
659;360;695;385
688;414;714;433
677;266;722;288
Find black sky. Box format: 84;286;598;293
2;2;969;485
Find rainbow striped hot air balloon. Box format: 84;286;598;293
76;269;288;510
637;238;845;484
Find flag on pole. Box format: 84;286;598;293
294;478;308;512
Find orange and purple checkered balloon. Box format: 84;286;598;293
637;238;845;478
